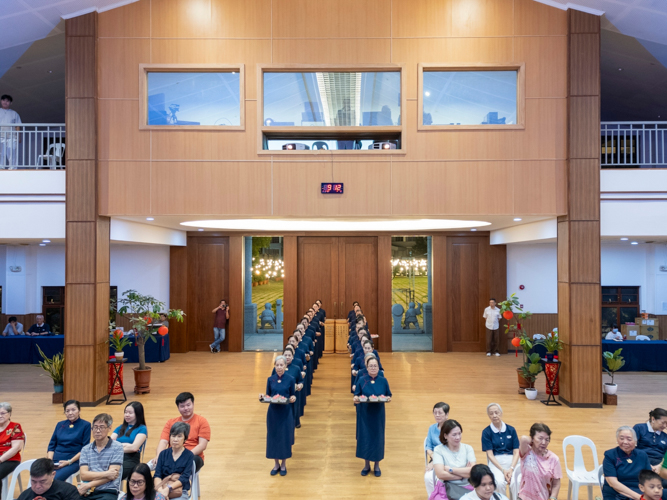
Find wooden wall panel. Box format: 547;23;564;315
151;0;213;38
66;223;96;283
66;37;96;98
570;9;600;34
557;282;570;344
96;219;110;282
272;39;391;65
514;0;567;36
489;244;508;354
559;345;602;406
66;99;96;160
569;96;600;159
98;0;150;37
377;236;392;353
391;0;452;38
103;162;151;215
228;236;244;352
570;284;602;345
513;161;567;215
66;161;96;221
169;246;188;353
569;159;600;220
569;221;601;282
297;237;338;320
514;37;567;98
98;100;150;160
63;345;95;402
98;38;150;99
570;34;600;96
211;0;272;38
64;284;95;346
431;235;448;353
514;98;567;160
451;0;514;37
282;236;298;344
506;313;559;350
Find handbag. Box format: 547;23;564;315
428;480;474;500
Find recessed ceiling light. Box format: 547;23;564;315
470;228;477;232
198;228;204;232
39;243;46;246
42;239;50;243
47;70;52;74
620;237;628;241
631;241;639;245
182;219;492;232
146;217;154;221
618;68;622;71
513;218;522;221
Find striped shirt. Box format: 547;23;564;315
79;438;124;492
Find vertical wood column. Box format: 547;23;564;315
228;236;244;352
558;10;602;407
169;246;188;353
376;236;392;352
432;235;448;353
282;236;298;345
64;13;110;404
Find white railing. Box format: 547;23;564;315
0;124;66;169
601;122;667;168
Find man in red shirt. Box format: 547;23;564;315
152;392;210;472
210;299;229;353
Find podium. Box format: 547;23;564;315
324;319;336;354
335;321;349;353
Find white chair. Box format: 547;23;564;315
37;143;66;169
424;437;429;468
509;464;521;500
597;464;604;488
190;462;201;500
563;435;600;500
636;335;651;341
4;460;35;500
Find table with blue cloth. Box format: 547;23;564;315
108;334;170;363
602;339;667;372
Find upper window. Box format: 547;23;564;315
140;65;244;130
419;64;524;130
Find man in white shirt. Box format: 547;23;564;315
605;324;623;341
0;94;22;169
2;317;24;336
483;299;502;357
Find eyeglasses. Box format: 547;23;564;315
92;425;108;432
129;480;146;487
0;412;9;416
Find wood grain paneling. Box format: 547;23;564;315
513;160;567;215
98;99;150;161
569;96;600;159
558;281;570;344
272;0;390;38
66;223;96;283
431;235;448;352
570;221;600;283
63;284;95;346
570;34;600;97
339;237;378;341
103;162;151;215
273;39;391;65
557;221;569;282
211;0;271;38
95;281;110;344
569;159;600;220
96;218;110;282
64;345;95;402
489;244;508;354
391;0;452;38
514;0;567;36
451;0;514;37
514;36;567;98
169;246;188;353
282;236;298;344
66;160;96;221
0;314;40;332
570;284;601;345
151;0;213;38
66;37;96;98
569;10;600;34
98;38;150;99
65;14;96;37
228;236;244;352
377;236;392;353
98;0;150;37
559;344;602;407
514;98;567;160
297;237;338;320
66;99;96;160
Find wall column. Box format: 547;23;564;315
244;236;257;335
64;13;110;404
558;9;602;407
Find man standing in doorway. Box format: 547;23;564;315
0;95;22;169
210;299;229;352
483;298;502;357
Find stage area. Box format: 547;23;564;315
2;352;664;499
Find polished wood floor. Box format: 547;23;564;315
2;352;666;499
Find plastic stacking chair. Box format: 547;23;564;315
597;464;604;488
190;462;201;499
424;437;429;468
563;435;600;500
4;460;36;500
509;464;521;500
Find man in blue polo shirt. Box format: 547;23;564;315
26;315;51;336
79;414;123;500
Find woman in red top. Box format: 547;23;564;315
0;402;25;482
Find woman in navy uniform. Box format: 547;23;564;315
275;348;304;429
633;409;667;469
260;356;296;476
602;426;652;500
352;340;382;392
354;357;392;477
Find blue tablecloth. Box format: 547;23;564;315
0;334;169;364
602;339;667;372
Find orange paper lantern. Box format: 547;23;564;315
503;310;514;320
158;326;168;336
511;337;521;347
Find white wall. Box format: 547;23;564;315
601;244;649;310
110;245;170;307
506;243;558;313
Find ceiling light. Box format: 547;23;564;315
42;239;50;243
198;228;204;232
618;68;622;71
181;219;492;232
39;243;46;246
470;228;477;232
620;237;628;241
631;241;639;245
424;91;431;97
513;218;522;221
146;217;154;221
48;70;52;74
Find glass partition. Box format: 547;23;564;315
422;70;517;126
244;236;284;351
391;236;432;351
146;71;241;126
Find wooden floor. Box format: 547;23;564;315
2;352;666;499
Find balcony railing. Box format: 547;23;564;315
0;124;65;169
601;122;667;168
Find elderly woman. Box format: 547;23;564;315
481;403;519;495
154;422;194;500
424;402;450;496
273;349;304;429
260;355;296;476
602;426;652;500
354;356;391;477
46;399;92;481
518;423;562;500
111;401;147;480
432;419;476;500
634;409;667;472
351;340;382;392
127;463;167;500
0;402;25;483
461;464;510;500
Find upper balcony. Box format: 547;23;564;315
601;122;667;168
0;124;65;169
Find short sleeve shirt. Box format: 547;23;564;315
433;443;476;486
425;423;441;452
519;449;562;500
0;108;21;132
214;309;227;329
481;423;520;456
79;438;124;492
2;322;23;335
160;414;211;460
113;423;147;445
0;422;25;462
602;447;652;500
483;307;501;330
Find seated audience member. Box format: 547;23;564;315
606;325;624;341
634;409;667;471
78;413;123;500
16;458;80;500
27;315;51;336
460;464;510;500
638;469;664;500
2;317;23;336
482;403;519;496
603;426;652;500
47;399;91;481
157;314;169;329
518;423;562;500
153;392;210;472
0;402;25;483
127;463;167;500
111;402;147;480
425;402;450;496
433;420;477;500
154;423;194;500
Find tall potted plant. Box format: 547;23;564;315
36;345;65;403
538;330;564;362
603;348;625;395
117;290;184;394
498;294;539;393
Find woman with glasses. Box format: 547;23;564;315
126;463;167;500
46;399;92;481
0;402;25;484
111;402;147;480
518;423;562;500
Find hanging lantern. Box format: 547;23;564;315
158;326;168;336
503;310;514;320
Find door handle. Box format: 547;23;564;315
334;302;337;319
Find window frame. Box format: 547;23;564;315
418;63;526;131
139;63;245;131
257;64;407;155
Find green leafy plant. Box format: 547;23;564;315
538;331;564;353
36;344;64;385
603;348;625;385
498;294;542;384
108;330;133;352
117;290;184;371
519;352;543;384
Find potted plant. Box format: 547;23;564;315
108;328;132;362
525;387;538;400
538;330;564;362
117;290;184;394
36;344;64;404
498;294;539;393
603;348;625;395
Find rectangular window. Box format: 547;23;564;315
140;64;244;130
419;64;524;130
260;66;405;153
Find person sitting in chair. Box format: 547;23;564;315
17;458;80;500
26;315;51;336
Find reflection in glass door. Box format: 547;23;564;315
391;236;432;351
243;236;284;351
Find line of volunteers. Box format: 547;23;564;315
259;300;326;476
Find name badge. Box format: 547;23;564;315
507;435;512;438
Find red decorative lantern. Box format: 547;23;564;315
158;326;168;336
511;337;521;347
503;310;514;320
